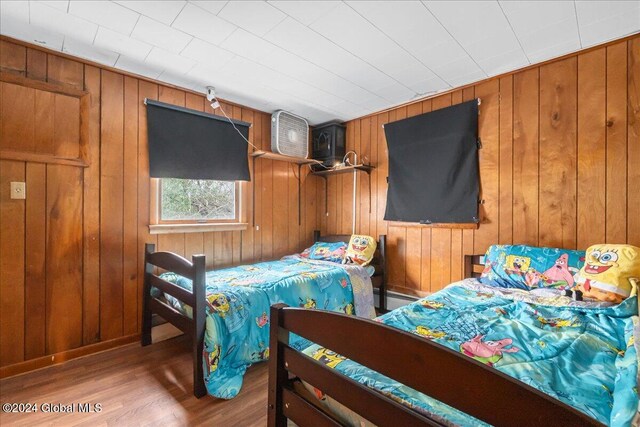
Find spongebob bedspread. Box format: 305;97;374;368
159;255;374;399
302;279;639;427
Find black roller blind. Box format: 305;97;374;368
146;99;250;181
383;99;479;224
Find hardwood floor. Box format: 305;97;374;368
0;333;268;426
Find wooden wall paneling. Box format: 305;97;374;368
387;108;406;289
53;94;80;158
252;114;263;262
376;112;388;243
183;93;206;260
429;95;453;292
403;103;423;289
82;65;101;344
137;80;158;332
539;57;578;249
288;163;299;254
0;160;25;366
272;155;288;258
461;87;476;264
47;55;83;90
473;80;500;255
0;82;35;152
231;105;243;264
629;38;640;247
122;76;139;336
577;51;606;248
24;163;46;359
242;108;255;262
26;48;47;81
46;164;83;353
359;117;371;236
368;116;378;241
0;40;26;75
419;99;433;293
605;42;628;243
34;90;54;156
512;68;540;246
498;77;513;245
100;70;125;341
260;114;273;261
342;122;355;235
449;91;464;283
354;117;362;233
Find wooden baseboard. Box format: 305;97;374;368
0;334;140;379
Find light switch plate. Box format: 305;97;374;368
10;182;26;200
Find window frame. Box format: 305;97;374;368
149;178;248;234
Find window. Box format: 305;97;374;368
150;178;247;233
160;178;237;222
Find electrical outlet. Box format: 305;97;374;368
10;182;25;200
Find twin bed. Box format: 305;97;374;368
142;237;638;426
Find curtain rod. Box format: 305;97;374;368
144;98;253;128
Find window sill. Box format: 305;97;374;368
149;223;248;235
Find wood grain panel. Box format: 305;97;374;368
577;51;606;248
26;48;47;81
629;38;640;247
498;76;513;244
46;164;83;354
539;57;577;249
0;40;26;74
100;70;124;341
606;42;628;243
25;163;46;360
512;68;539;246
0;160;25;366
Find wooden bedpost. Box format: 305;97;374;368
268;303;289;427
141;243;155;347
192;253;207;398
378;234;387;312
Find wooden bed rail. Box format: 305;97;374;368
141;243;207;398
268;304;602;427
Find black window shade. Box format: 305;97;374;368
383;99;479;224
146;99;251;181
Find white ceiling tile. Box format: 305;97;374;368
1;1;29;26
68;0;139;34
115;55;163;78
0;19;65;51
62;38;119;66
267;1;341;26
94;26;152;58
265;17;401;95
218;0;286;36
500;1;580;61
30;1;98;44
181;38;235;70
576;1;640;47
476;48;529;76
424;0;528;73
32;1;69;12
189;0;228;15
145;47;196;74
157;70;197;89
115;1;186;25
309;2;440;91
172;3;236;45
131;16;192;53
220;28;277;63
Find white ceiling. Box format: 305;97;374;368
1;1;638;124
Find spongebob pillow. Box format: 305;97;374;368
480;245;585;290
343;235;377;266
573;244;640;303
300;242;347;263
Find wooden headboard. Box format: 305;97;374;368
313;230;388;312
464;254;485;279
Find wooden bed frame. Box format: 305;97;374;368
267;255;602;427
141;231;387;398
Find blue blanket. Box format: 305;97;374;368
160;256;373;398
302;280;639;426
